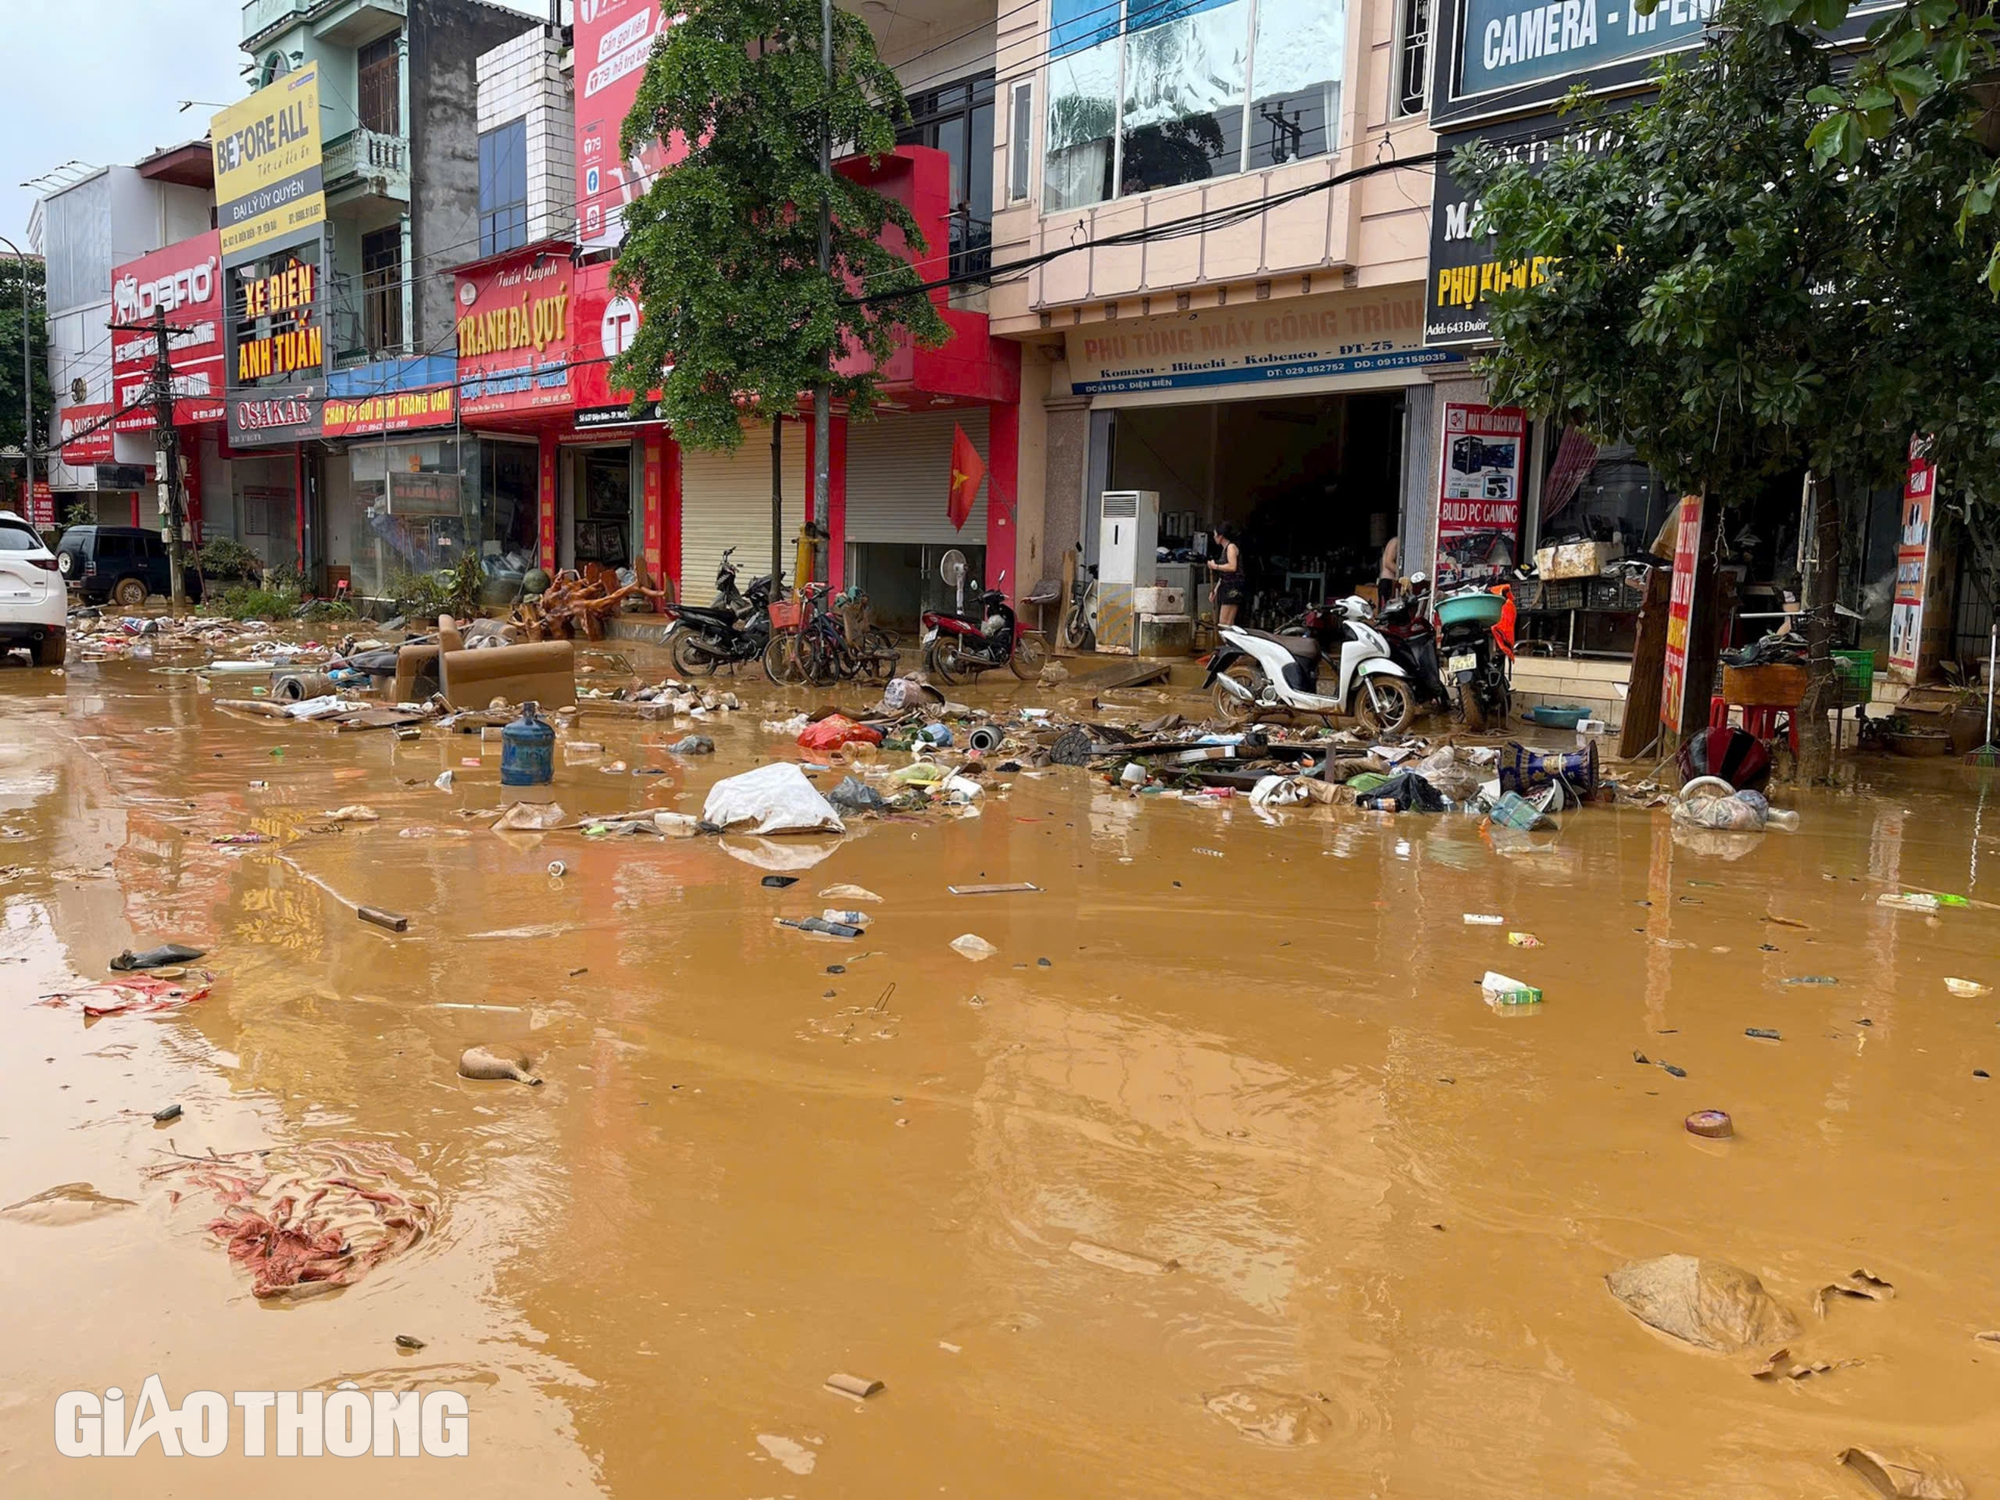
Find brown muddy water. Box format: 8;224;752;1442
2;650;1999;1498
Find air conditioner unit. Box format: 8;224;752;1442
1095;490;1159;654
1098;490;1158;588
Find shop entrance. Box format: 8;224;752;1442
561;443;633;573
1104;390;1405;627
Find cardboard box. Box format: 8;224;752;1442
1536;541;1617;580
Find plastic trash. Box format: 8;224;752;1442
1507;932;1542;947
780;916;862;938
1463;913;1504;926
825;775;887;813
703;762;846;836
821;883;882;903
1481;970;1542;1006
941;774;984;802
822;909;871;927
668;735;715;755
1249;775;1311;807
1945;977;1992;998
653;811;701;837
1120;763;1149;787
919;723;954;746
1605;1255;1798;1352
1355;770;1447;813
110;943;206;972
798;716;882;753
492;802;567;831
950;933;999;961
1488;791;1549;831
1879;892;1942;913
890;761;947;786
434;770;454;792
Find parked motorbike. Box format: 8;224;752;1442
1435;577;1516;731
1206;597;1415;732
922;585;1049;685
1372;573;1451;715
667;548;774;675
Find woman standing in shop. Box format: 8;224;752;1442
1207;522;1246;627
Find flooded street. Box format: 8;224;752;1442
4;653;2000;1497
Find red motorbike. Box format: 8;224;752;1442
920;587;1049;685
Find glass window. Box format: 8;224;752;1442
479;438;539;568
1009;81;1034;201
361;225;404;355
0;523;42;551
1395;0;1430;116
1045;39;1120;211
1119;0;1248;196
1044;0;1345;211
479;120;530;256
898;73;997;276
1246;0;1345;168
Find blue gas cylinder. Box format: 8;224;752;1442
500;701;555;786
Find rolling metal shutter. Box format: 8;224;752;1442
678;422;806;601
844;407;988;544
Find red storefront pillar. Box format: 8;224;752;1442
663;431;682;599
821;415;848;592
986;399;1019;599
537;430;559;573
642;428;665;589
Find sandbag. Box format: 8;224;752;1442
702;762;846;836
1605;1254;1799;1352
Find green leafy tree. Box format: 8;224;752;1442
611;0;950;455
0;257;52;488
1461;3;2000;780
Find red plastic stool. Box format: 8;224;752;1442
1709;695;1799;754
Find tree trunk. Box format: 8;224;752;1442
1793;476;1845;784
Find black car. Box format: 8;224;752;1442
55;526;204;607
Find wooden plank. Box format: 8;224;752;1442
1067;659;1171;691
1619;569;1671;759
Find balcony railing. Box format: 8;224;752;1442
242;0;308;41
323;128;409;201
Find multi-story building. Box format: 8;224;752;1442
33;154;213;528
984;0;1457;616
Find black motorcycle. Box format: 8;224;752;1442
1436;578;1513;731
1374;574;1451;714
668;548;773;675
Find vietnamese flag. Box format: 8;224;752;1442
948;423;985;531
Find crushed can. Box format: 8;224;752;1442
500;701;555;787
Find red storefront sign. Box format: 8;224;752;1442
571;259;658;427
1888;437;1937;681
321;385;458;438
59;404;118;466
1431;401;1525;587
109;231;227;433
27;481;54;527
455;249;576;418
574;0;683;250
1659;493;1705;732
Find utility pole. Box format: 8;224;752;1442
148;306;188;614
812;0;832;558
0;235;35;518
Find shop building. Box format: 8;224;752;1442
33;154;215;528
1414;0;1967;721
982;0;1457;620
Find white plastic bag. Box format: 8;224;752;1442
702;762;846;836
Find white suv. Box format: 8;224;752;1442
0;511;67;666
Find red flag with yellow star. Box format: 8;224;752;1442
948;423;984;531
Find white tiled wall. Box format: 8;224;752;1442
477;29;575;245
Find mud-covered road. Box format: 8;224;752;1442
3;651;1998;1497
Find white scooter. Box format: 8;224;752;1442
1205;596;1416;733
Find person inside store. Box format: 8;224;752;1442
1207;522;1246;627
1378;533;1401;603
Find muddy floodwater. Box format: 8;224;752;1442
4;651;2000;1498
